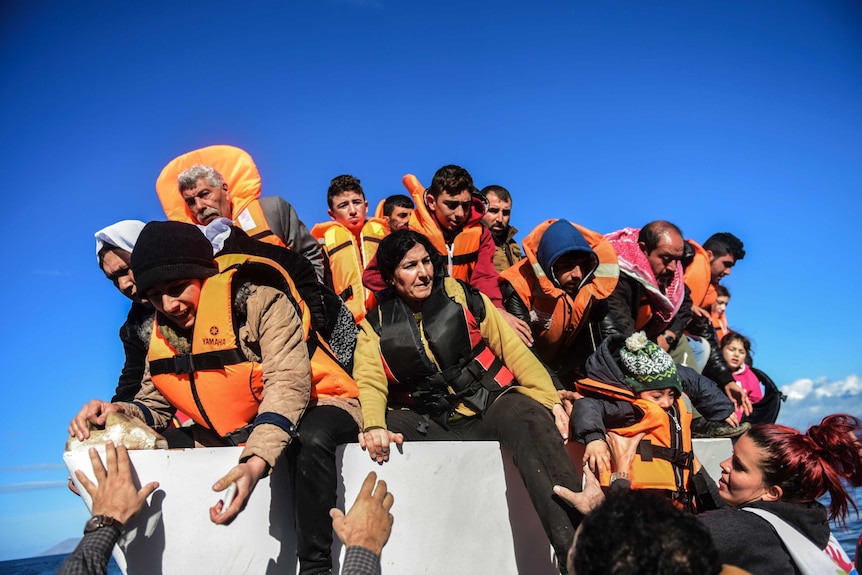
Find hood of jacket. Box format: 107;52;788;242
584;334;632;393
534;219;598;290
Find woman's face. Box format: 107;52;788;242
145;279;203;330
391;243;434;309
722;339;747;370
713;295;729;315
717;434;772;507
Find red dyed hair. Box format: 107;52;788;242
746;414;862;525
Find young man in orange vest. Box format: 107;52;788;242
363;165;533;344
500;219;619;396
312;175;388;323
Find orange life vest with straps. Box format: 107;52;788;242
311;220;387;323
155;145;286;247
575;378;698;499
366;278;516;427
683;240;717;309
402;174;483;282
501;219;619;361
147;254;358;439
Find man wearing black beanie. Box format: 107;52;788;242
69;220;313;526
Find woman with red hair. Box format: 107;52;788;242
699;414;862;575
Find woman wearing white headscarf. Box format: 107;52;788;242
95;220;154;402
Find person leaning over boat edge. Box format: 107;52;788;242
69;220;312;524
94;220;154;403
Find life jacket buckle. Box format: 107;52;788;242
172;353;195;375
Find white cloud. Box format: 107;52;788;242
781;374;862;401
776;374;862;431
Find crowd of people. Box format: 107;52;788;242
66;145;860;574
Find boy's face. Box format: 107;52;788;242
328;190;368;234
714;295;729;315
427;189;471;232
637;388;676;410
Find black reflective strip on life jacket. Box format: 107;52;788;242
450;251;479;266
149;349;247;376
250;230;276;241
339;285;354;302
327;240;354;257
364;236;382;245
637;440;693;470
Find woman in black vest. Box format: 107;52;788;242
354;229;583;572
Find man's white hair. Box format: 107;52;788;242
177;165;226;193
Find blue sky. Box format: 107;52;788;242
1;0;861;560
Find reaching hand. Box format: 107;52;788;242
552;404;570;443
724;381;753;416
583;439;610;475
498;309;534;347
69;400;124;441
359;429;404;464
606;431;646;477
76;440;159;525
553;467;605;515
557;390;583;418
210;455;268;524
330;471;395;555
724;412;740;427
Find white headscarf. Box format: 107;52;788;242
95;220;147;263
197;217;234;254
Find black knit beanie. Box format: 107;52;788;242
131;221;218;295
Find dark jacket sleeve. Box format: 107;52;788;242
56;527;120;575
665;285;692;339
112;303;152;403
500;279;530;323
261;196;326;283
571;397;643;444
678;365;734;421
599;275;638;338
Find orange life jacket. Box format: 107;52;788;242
575;378;698;498
684;240;717;309
311;220;387;322
712;310;729;342
155;145;286;247
500;219;619;361
402;174;483;282
147;255;357;438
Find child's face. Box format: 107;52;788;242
713;295;729;315
723;339;747;370
637;388;676;410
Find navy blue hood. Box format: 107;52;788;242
535;219;598;289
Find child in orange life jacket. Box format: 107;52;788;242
711;285;730;342
573;332;741;485
720;331;762;422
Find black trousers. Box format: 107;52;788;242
288;405;358;575
386;392;583;569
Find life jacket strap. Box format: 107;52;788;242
450;251;479;266
250;229;276;242
637;440;693;469
149;349;247;376
339;285;354;302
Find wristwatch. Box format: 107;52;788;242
84;514;124;534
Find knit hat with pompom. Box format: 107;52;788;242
619;331;682;395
